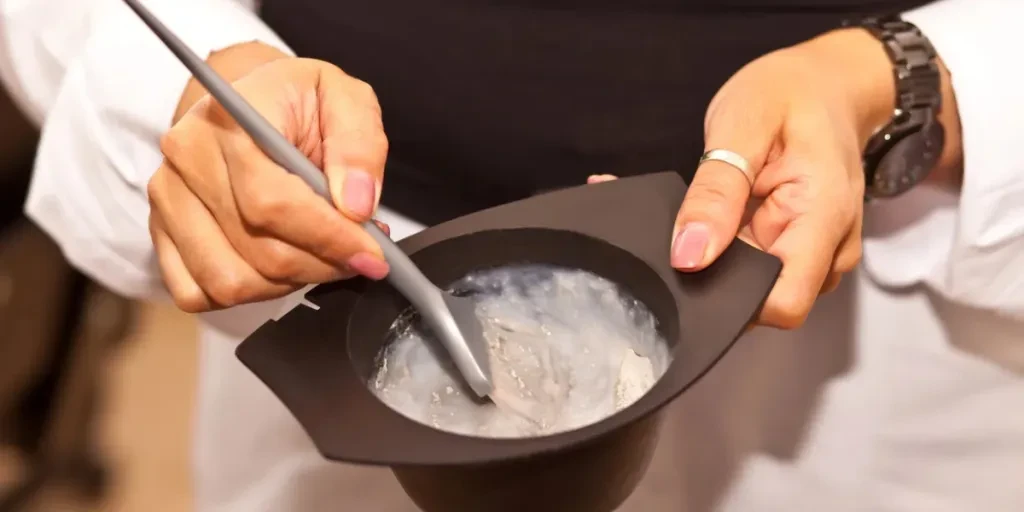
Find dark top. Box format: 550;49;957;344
260;0;929;225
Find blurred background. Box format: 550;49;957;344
1;79;195;511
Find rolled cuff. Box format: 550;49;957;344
24;0;294;299
863;0;1024;319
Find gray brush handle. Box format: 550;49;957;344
123;0;440;304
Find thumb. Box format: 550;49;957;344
672;103;780;271
316;66;389;222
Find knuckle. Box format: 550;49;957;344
146;171;164;205
241;193;291;231
250;241;304;281
172;291;208;314
827;179;860;221
164;276;209;313
837;197;858;225
826;279;841;294
764;293;813;330
203;270;251;308
158;132;178;159
351;79;379;103
159;128;189;161
160;124;207;178
834;240;863;273
146;164;177;209
769;309;810;330
820;273;843;294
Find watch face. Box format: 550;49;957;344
870;121;945;198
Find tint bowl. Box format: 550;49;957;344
236;172;781;511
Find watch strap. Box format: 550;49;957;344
859;16;942;113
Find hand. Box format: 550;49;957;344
592;29;913;329
148;44;390;313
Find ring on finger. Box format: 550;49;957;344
699;148;755;187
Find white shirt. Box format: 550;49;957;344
2;0;1023;510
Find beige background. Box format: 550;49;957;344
82;302;197;512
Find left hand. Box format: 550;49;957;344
592;28;902;329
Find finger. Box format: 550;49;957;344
747;149;847;251
149;163;302;308
204;73;389;277
820;228;861;296
587;174;619;184
673;100;781;271
672;162;753;271
163;119;360;284
225;148;390;280
747;193;790;250
150;210;211;313
195;61;388;278
317;68;388;222
831;211;863;274
757;213;846;329
819;272;842;295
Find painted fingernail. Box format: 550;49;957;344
671;222;710;270
347;252;390;280
342;168;377;219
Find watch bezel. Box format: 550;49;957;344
864;107;944;198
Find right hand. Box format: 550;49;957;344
148;54;390;313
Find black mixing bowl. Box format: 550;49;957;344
236;171;781;511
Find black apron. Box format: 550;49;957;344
260;0;929;225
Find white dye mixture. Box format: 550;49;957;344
370;265;672;439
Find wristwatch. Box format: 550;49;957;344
850;15;945;199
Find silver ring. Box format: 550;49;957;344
698;149;755;187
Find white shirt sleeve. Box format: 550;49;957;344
863;0;1024;320
0;0;293;299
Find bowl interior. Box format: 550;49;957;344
347;228;678;385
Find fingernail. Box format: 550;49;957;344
671;223;710;270
374;220;391;237
342;168;377;219
347;252;390;280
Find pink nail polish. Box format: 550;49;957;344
347;252;390;280
342;169;376;219
671;223;710;270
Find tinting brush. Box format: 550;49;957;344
122;0;494;397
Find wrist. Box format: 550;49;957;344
801;27;963;190
799;28;897;148
173;41;291;123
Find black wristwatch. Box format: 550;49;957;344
849;15;945;199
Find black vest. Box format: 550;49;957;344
260;0;928;225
